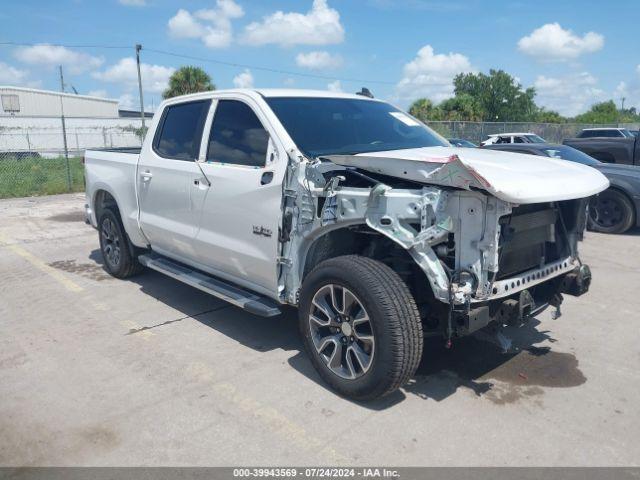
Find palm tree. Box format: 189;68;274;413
162;66;215;99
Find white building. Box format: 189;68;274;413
0;87;144;156
0;86;120;117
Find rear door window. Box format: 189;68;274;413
207;100;270;167
153;100;211;160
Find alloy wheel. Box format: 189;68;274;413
308;284;375;380
101;217;121;269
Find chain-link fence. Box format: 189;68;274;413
2;117;639;199
0;115;144;199
425;121;640;144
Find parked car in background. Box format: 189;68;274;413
575;128;635;138
564;129;640;165
448;138;477;147
483;143;640;234
480;132;546;146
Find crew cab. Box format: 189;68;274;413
85;89;608;400
564;128;640;165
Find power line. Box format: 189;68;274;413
145;47;396;85
0;41;396;86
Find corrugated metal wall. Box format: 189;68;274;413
0;87;119;117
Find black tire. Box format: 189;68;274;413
588;189;635;234
299;255;423;400
98;207;143;279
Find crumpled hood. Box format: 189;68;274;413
327;146;610;204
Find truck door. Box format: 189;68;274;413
137;99;211;262
193;98;286;296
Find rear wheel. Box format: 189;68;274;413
299;255;423;400
588;189;635;234
98;208;143;278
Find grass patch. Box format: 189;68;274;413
0;156;85;199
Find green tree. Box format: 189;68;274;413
453;69;537;122
535;108;565;123
438;93;483;121
408;98;442;122
162;66;215;99
574;100;640;124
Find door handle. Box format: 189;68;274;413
140;170;153;181
194;178;210;188
261;171;274;185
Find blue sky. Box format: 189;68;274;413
1;0;639;116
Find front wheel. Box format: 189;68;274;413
299;255;423;400
588;189;635;234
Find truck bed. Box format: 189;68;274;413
84;147;143;246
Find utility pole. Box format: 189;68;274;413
59;65;72;191
135;44;146;138
621;97;626;111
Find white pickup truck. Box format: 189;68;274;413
85;89;608;400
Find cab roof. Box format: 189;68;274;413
254;88;377;100
487;132;536;137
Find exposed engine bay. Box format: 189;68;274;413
277;151;594;339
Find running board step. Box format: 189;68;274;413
138;253;281;317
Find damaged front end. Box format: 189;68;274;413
277;149;599;341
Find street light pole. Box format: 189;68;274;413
59;65;71;191
135;44;146;137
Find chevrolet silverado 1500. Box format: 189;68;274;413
85;89;609;400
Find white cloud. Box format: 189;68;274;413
87;89;109;98
117;93;158;112
93;57;175;93
0;61;29;85
296;51;343;70
637;64;640;76
395;45;473;104
242;0;344;47
14;44;104;74
518;23;604;61
119;0;146;6
233;69;254;88
327;80;342;92
615;74;640;112
117;93;136;110
534;72;606;116
168;0;244;49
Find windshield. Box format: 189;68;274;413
450;139;477;147
525;134;546;143
542;146;601;166
621;129;635;138
265;97;449;157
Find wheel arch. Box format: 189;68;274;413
93;188;120;224
92;186;148;249
299;223;437;309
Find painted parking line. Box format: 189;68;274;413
187;361;348;463
0;233;84;293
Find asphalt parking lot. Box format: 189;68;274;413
1;192;639;466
